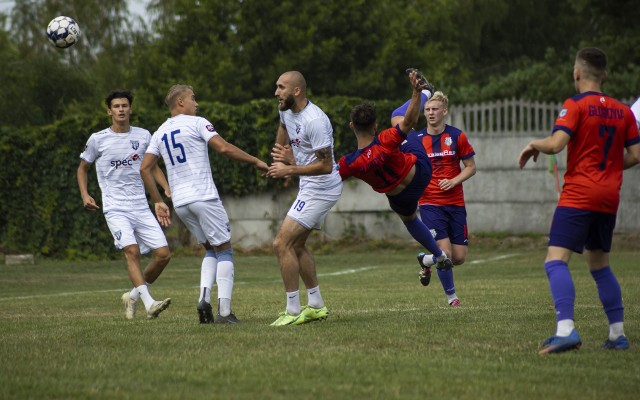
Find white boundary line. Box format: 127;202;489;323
0;255;521;302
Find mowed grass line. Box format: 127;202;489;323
0;248;638;400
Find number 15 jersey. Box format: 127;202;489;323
553;91;640;214
147;114;220;208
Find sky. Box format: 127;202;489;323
0;1;150;25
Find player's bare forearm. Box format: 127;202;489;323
140;156;164;203
623;143;640;169
151;164;171;198
77;161;100;210
275;124;289;147
398;72;426;133
267;148;333;178
209;136;268;171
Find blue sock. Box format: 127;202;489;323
437;268;455;295
403;218;442;257
591;266;624;324
391;92;429;118
544;260;575;321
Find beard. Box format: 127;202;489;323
278;94;295;111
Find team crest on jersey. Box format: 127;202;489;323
289;138;301;147
132;154;140;161
559;108;568;117
206;124;215;132
114;231;122;241
295;124;301;134
444;137;452;146
130;140;139;150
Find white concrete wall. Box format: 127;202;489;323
220;135;640;248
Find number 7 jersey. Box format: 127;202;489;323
147;114;220;208
553;91;640;214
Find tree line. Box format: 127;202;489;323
1;0;639;128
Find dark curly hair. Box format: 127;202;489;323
350;102;377;132
105;90;133;108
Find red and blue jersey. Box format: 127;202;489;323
554;91;640;214
338;125;416;193
413;125;475;206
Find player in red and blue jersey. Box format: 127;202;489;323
392;91;476;307
519;47;640;354
338;70;451;269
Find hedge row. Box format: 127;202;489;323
0;96;406;259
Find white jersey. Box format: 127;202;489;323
631;97;640;129
147;114;220;208
279;100;342;195
79;127;152;212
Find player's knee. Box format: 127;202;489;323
452;256;465;266
154;246;171;265
123;245;141;259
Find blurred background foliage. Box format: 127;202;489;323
1;0;639;128
1;0;639;258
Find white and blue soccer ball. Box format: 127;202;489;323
46;16;80;48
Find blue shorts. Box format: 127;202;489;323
419;205;468;245
387;138;433;217
548;206;616;253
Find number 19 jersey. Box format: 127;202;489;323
553;91;640;214
147;114;219;208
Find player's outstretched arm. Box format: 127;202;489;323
518;130;570;169
207;135;268;172
398;71;428;134
76;160;100;211
267;146;333;179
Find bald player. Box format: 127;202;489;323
267;71;343;326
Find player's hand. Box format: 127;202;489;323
438;179;456;191
255;159;269;173
518;142;540;169
82;195;100;211
271;144;295;165
154;202;171;227
267;162;290;179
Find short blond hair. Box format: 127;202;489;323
165;84;193;109
427;91;449;109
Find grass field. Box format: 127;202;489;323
1;238;639;399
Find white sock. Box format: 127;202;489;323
129;287;140;301
200;253;217;303
422;254;437;267
609;322;624;341
136;284;154;311
307;286;324;308
556;319;575;337
216;261;234;300
286;290;301;315
446;293;458;304
218;298;231;317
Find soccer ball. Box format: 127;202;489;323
46;16;80;48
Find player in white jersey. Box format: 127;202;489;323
141;84;268;324
77;90;172;320
267;71;343;326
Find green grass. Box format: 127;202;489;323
1;243;639;399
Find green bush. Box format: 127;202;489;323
0;96;402;259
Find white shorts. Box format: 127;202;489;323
175;199;231;246
287;189;340;230
104;208;168;254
